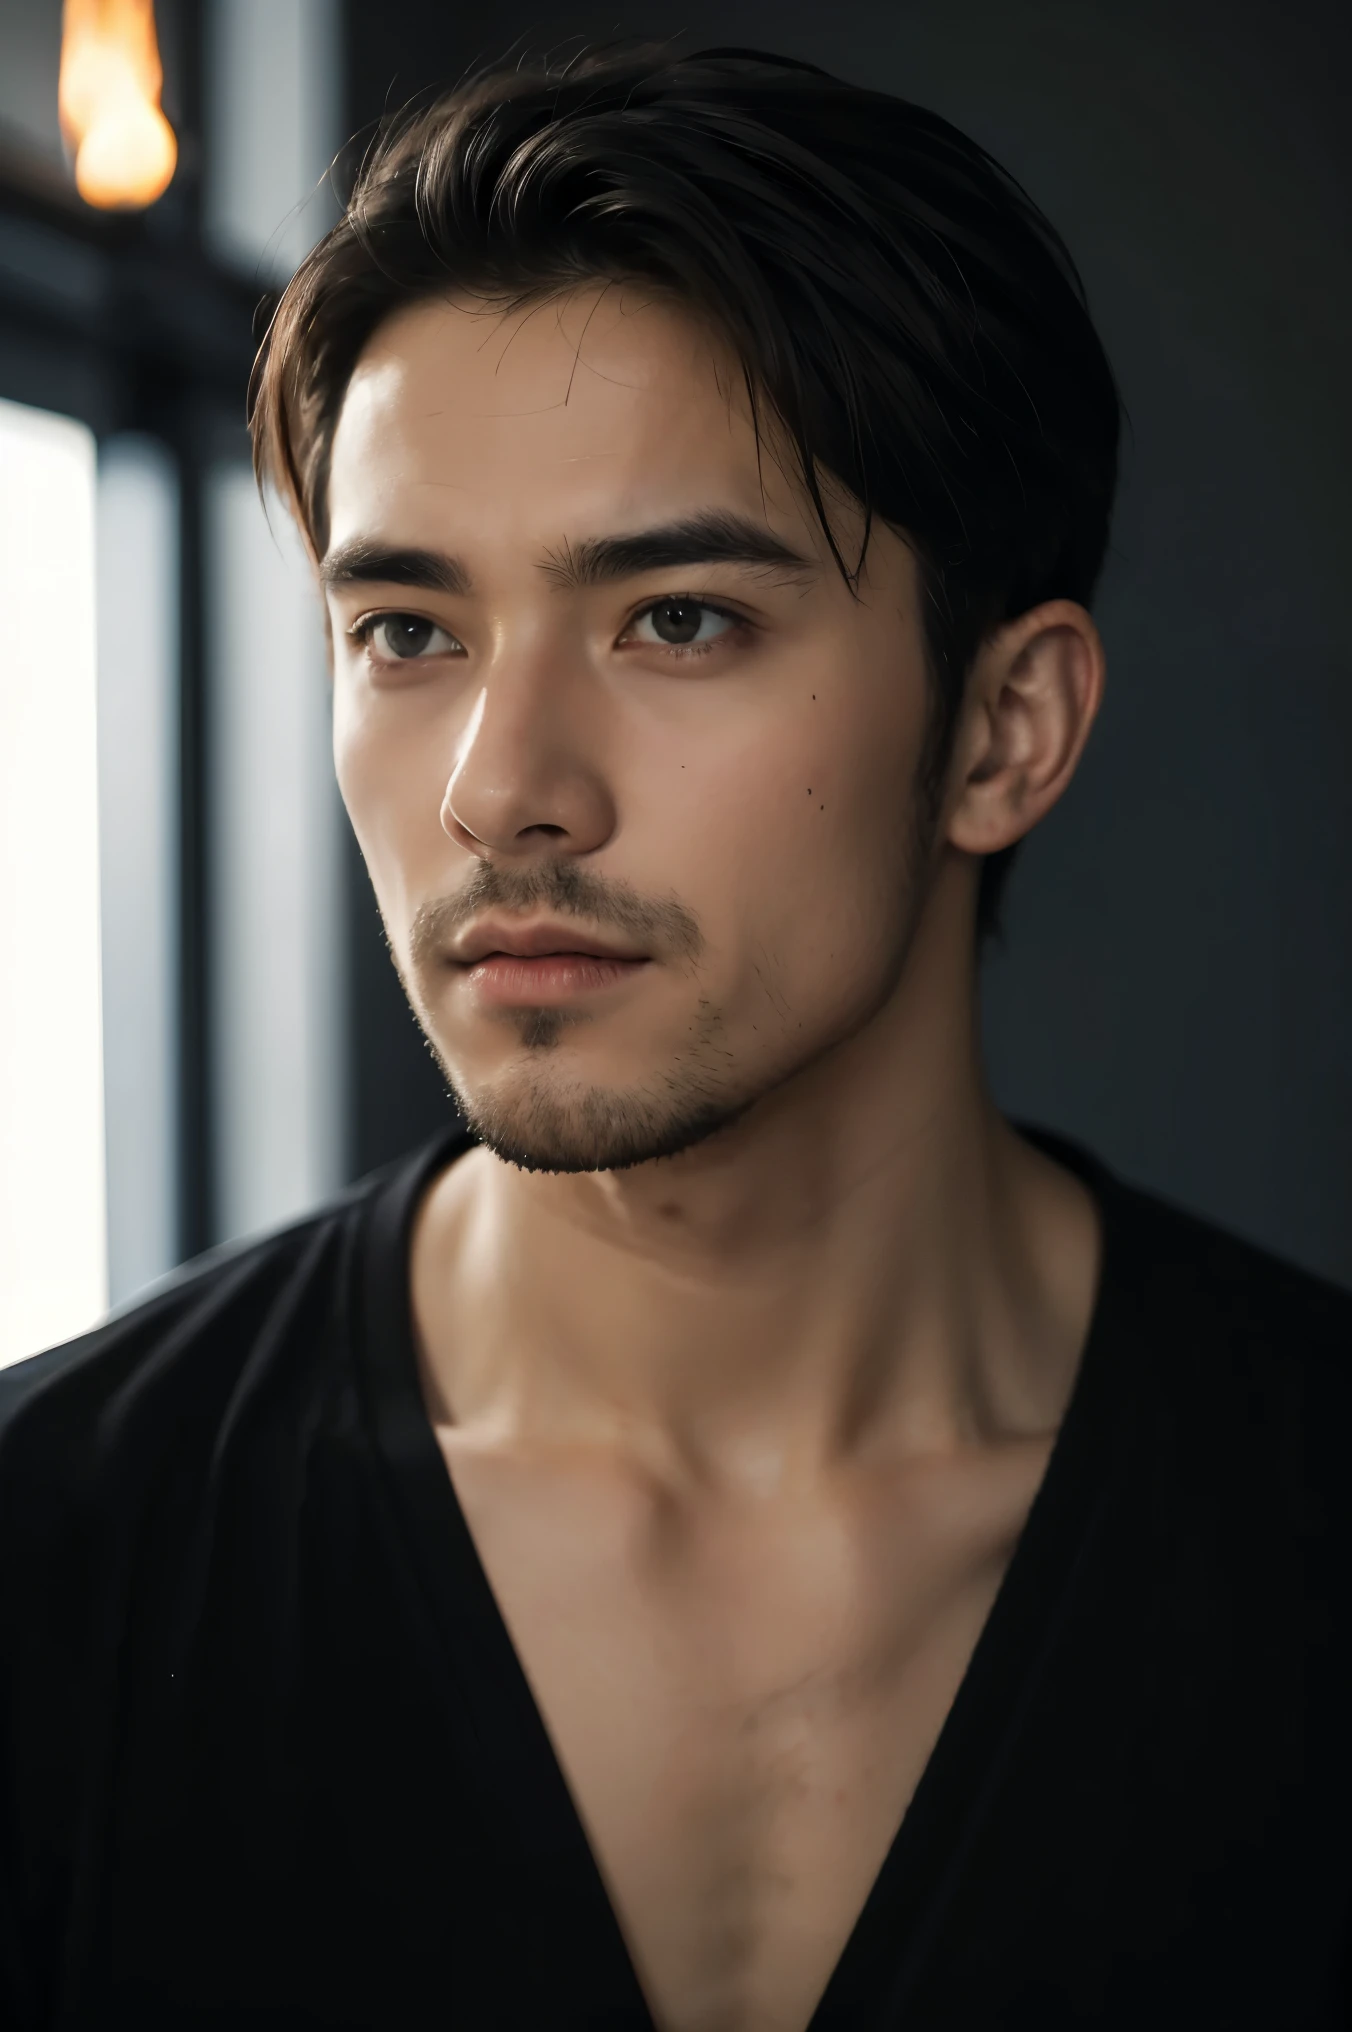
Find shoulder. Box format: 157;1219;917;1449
0;1200;344;1520
0;1135;461;1522
1025;1122;1352;1526
0;1205;354;1774
1081;1157;1352;1547
1102;1168;1352;1376
1024;1122;1352;1376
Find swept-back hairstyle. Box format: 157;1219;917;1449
250;43;1121;936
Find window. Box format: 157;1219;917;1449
97;435;179;1306
0;396;106;1364
0;0;345;1366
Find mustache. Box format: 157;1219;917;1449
408;859;704;974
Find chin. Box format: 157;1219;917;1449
452;1069;753;1174
428;990;760;1173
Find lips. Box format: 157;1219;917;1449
451;918;646;966
451;928;650;1011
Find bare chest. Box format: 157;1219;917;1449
439;1443;1047;2032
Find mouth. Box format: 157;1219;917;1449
449;918;651;1008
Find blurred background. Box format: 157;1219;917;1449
0;0;1348;1366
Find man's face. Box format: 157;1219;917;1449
324;287;944;1172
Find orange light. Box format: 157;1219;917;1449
59;0;177;211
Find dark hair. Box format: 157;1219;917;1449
250;42;1122;937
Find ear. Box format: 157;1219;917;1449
944;600;1106;858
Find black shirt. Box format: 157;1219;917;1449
2;1125;1350;2030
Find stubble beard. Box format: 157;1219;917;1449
427;991;760;1175
392;857;758;1174
388;758;945;1176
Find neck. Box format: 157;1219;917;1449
412;874;1100;1487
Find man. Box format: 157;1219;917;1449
2;43;1348;2032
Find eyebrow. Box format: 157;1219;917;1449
319;511;816;599
540;511;817;588
319;539;471;596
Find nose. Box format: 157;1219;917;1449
441;649;617;861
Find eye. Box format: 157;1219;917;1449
356;613;463;662
626;597;739;652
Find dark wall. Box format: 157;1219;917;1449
341;0;1352;1290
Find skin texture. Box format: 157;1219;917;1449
323;286;1106;2032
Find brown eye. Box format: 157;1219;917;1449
363;614;462;661
631;598;736;650
652;599;702;643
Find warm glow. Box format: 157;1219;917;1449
59;0;177;211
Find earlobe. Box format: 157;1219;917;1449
946;600;1105;859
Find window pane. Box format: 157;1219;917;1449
0;0;63;178
97;435;180;1305
204;0;340;279
0;397;106;1366
207;465;343;1244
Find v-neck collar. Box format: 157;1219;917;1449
354;1123;1142;2030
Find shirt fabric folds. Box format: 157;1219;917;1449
1;1124;1350;2029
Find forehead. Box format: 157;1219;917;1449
326;286;811;555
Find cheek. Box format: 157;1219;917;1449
699;690;921;885
332;677;451;896
684;685;927;1004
